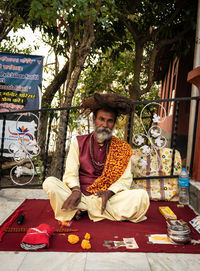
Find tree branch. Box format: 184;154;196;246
42;61;69;107
64;17;95;105
152;5;181;41
143;45;159;95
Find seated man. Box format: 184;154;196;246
43;93;150;223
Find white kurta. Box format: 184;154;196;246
43;138;150;222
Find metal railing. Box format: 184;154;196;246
0;96;199;189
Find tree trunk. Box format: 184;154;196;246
37;62;69;159
50;18;95;178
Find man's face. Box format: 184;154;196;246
93;109;116;143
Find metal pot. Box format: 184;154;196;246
167;222;191;244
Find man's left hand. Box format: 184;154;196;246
95;190;114;214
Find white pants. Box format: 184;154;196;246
43;176;150;223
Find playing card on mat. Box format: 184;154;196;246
123;238;139;249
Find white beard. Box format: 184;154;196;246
94;126;113;144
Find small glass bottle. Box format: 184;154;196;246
178;168;189;205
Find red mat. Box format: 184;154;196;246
0;199;200;253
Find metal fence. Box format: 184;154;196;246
0;96;199;189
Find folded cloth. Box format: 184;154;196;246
20;224;55;250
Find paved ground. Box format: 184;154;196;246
0;188;200;271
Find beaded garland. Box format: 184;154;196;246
89;133;110;171
86;136;133;194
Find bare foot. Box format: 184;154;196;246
74;210;87;220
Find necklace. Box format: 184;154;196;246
89;133;110;171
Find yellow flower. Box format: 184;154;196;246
81;239;91;250
68;234;79;244
84;233;91;240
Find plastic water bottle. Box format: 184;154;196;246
178;168;189;205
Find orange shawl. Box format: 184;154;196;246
86;136;133;194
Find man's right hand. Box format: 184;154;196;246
61;188;81;210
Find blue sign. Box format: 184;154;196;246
0;52;43;112
0;52;43;157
